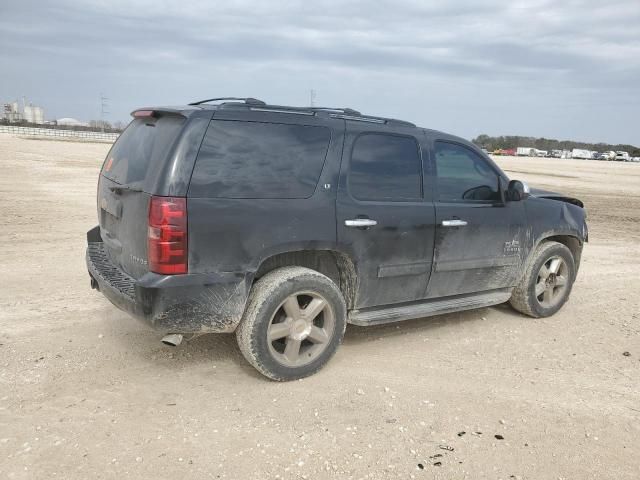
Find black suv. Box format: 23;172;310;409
86;97;588;380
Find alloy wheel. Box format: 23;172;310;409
267;291;335;367
535;255;569;309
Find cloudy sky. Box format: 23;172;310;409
1;0;638;145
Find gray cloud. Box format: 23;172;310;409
0;0;638;144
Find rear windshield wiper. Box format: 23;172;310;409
109;183;143;193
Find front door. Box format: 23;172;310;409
426;140;526;298
336;123;436;308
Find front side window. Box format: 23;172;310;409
434;141;500;202
349;133;422;201
189;120;331;199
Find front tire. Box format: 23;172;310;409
509;241;576;318
236;267;347;381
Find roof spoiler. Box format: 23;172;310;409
130;108;186;118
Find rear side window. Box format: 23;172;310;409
189;120;331;199
102;117;184;185
348;133;422;201
434;141;500;202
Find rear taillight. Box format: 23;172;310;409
148;196;188;274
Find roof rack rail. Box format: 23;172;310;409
329;113;415;127
187;99;415;127
309;107;361;116
189;97;266;106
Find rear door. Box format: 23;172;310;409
98;114;186;278
336;123;436;308
426;139;526;298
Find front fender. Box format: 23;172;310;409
519;197;587;276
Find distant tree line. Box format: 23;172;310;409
88;120;127;131
472;134;640;156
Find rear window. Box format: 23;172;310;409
348;133;422;201
188;120;331;199
101;116;184;185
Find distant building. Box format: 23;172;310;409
23;104;45;124
2;98;46;124
2;102;22;122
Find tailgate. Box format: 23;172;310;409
97;177;151;279
98;115;185;279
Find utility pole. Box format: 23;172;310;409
100;93;110;132
309;89;316;107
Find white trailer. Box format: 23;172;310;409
571;148;592;159
615;151;630;161
517;147;536;156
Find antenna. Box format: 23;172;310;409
100;93;110;132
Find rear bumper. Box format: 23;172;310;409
86;228;249;333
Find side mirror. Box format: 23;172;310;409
507;180;530;201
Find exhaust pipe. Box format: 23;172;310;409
161;333;183;347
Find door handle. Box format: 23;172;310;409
345;218;378;228
441;219;467;227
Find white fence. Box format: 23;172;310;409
0;125;119;142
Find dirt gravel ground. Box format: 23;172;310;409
0;134;638;480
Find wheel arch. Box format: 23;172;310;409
252;249;358;309
533;231;583;271
541;234;583;271
515;230;583;285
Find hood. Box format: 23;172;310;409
529;187;584;208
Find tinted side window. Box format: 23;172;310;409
189;120;331;199
349;133;422;201
434;142;500;202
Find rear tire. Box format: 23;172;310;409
509;241;576;318
236;267;347;381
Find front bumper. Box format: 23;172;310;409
86;228;249;333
